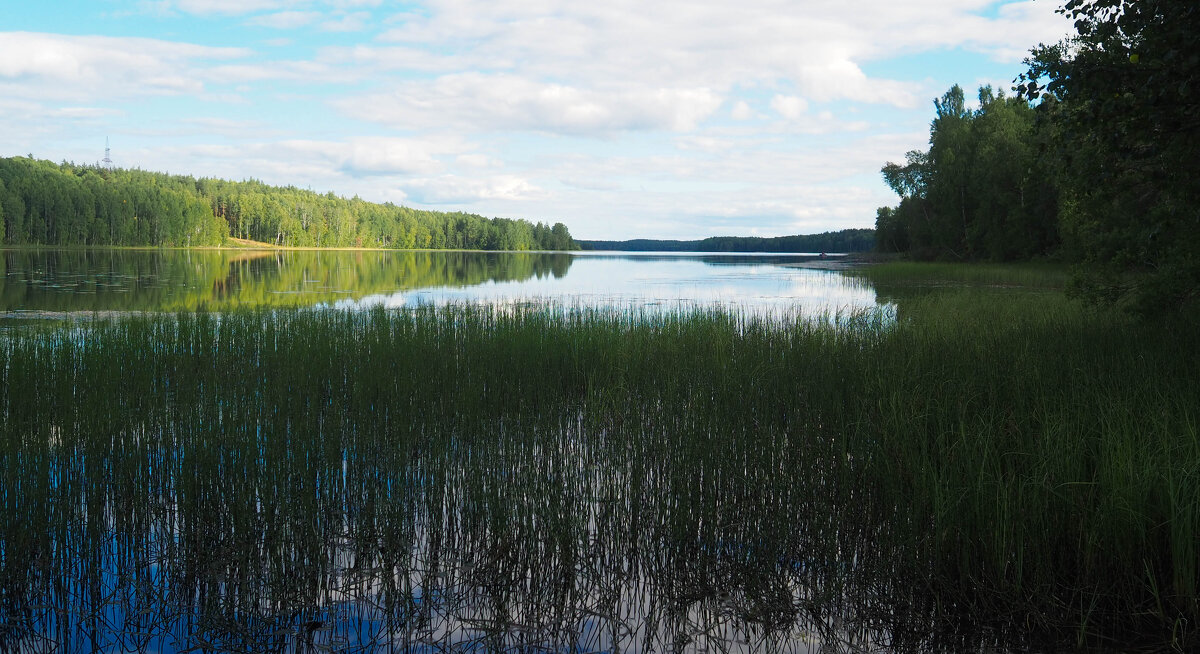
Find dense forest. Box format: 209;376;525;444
581;229;874;253
877;0;1198;312
874;84;1060;261
0;157;577;251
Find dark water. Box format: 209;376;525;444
0;249;880;317
0;250;914;653
1;419;882;653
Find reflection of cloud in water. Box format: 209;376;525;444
337;256;887;322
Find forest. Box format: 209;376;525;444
0;157;577;251
876;0;1198;312
580;229;874;253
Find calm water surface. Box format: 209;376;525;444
0;248;925;653
0;248;881;317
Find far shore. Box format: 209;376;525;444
0;241;886;258
0;239;570;254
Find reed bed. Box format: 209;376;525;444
0;288;1196;652
849;261;1071;289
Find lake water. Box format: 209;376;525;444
1;248;923;654
0;249;882;318
3;305;917;654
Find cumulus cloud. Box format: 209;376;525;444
730;101;755;121
770;95;808;120
338;73;724;135
141;136;481;193
273;136;475;176
456;153;498;168
364;0;1065;107
8;0;1075;240
404;175;542;204
0;32;249;101
323;0;1068;138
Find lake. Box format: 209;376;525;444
3;251;1125;654
0;248;883;318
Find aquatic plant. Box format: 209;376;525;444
0;284;1196;651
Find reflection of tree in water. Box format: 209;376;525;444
0;249;575;312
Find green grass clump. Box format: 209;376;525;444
850;260;1070;289
0;291;1196;651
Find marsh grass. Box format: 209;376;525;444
0;285;1197;651
849;261;1071;289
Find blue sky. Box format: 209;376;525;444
0;0;1073;240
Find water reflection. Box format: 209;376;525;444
338;254;878;318
0;249;880;317
0;249;572;313
1;306;1029;653
0;416;883;653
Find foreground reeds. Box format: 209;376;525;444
0;285;1196;651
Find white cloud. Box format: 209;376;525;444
674;135;740;153
0;32;249;101
315;44;471;73
339;73;723;135
179;116;276;138
270;136;474;176
236;135;470;176
133;135;483;198
7;1;1076;241
405;175;542;204
328;0;1068;138
169;0;298;16
365;0;1057;108
341;139;448;176
770;95;808;120
246;11;321;29
456;153;498;168
200;59;348;84
49;107;122;119
322;12;371;32
558;176;620;192
155;0;386;20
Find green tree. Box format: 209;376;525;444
1020;0;1200;311
550;222;574;250
877;85;1060;261
0;156;578;251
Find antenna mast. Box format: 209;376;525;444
102;137;113;168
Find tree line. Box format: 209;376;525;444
581;229;874;253
0;157;578;252
877;0;1197;312
874;85;1060;261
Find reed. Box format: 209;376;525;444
850;260;1070;288
0;285;1196;651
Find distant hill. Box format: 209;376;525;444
580;229;874;253
0;155;578;251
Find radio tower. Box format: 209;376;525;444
102;137;113;168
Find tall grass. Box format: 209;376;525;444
0;290;1196;651
850;260;1071;289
